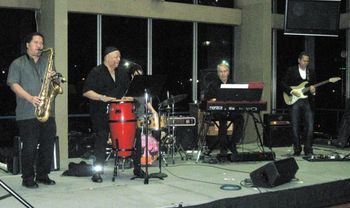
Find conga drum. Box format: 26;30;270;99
108;101;137;157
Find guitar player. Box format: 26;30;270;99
281;51;316;157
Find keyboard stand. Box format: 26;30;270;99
196;112;212;163
248;112;266;152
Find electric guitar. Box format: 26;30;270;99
283;77;341;105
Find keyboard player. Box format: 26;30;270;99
204;62;244;158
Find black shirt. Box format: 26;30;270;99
83;64;130;126
205;78;234;101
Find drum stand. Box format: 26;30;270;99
109;142;134;182
162;103;185;164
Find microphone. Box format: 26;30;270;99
123;59;142;68
123;59;143;75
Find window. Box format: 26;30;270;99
0;9;36;146
165;0;194;4
68;13;97;114
0;9;36;116
102;16;147;71
276;30;305;109
198;0;234;8
198;23;234;101
152;19;193;111
165;0;234;8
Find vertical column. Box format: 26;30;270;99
39;0;69;165
147;19;153;75
193;22;198;103
234;0;273;143
347;1;350;99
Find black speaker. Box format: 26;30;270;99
284;0;340;37
176;126;197;150
250;157;299;188
263;114;293;147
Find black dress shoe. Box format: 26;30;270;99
91;173;103;183
133;168;146;177
36;177;56;185
22;180;39;189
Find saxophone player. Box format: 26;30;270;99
7;32;57;188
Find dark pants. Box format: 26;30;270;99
92;127;109;168
290;99;314;153
17;118;56;182
212;112;244;152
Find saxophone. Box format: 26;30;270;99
35;48;64;122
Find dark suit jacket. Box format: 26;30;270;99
281;65;316;98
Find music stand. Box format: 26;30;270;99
125;75;167;184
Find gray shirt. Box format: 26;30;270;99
7;53;51;120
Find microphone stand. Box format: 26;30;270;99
142;89;164;184
152;104;168;178
125;74;167;184
144;89;150;184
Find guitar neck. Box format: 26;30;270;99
303;80;329;93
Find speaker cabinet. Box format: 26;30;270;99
175;126;197;150
250;157;299;188
263;114;293;147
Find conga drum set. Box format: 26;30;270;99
106;94;194;182
108;101;137;181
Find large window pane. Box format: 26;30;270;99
153;20;193;111
0;9;36;146
198;23;234;101
102;16;147;70
276;30;305;109
313;30;346;135
68;13;97;147
165;0;193;4
198;0;234;8
314;31;346;109
0;9;36;116
68;13;97;115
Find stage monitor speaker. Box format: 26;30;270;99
250;157;299;188
263;114;293;147
176;126;197;150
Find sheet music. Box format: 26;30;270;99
220;84;249;89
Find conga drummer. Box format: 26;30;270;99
83;46;160;183
83;47;143;182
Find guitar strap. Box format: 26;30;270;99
306;68;310;81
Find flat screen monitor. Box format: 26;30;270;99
284;0;341;37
